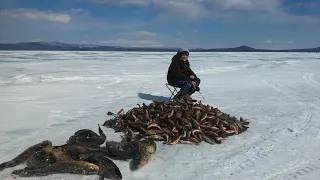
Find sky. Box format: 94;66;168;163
0;0;319;49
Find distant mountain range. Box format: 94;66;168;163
0;42;319;52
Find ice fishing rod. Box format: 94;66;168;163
198;91;205;100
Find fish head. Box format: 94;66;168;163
41;140;53;147
140;140;157;154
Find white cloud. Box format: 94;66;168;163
100;39;163;47
88;0;319;24
152;0;210;20
132;31;156;36
91;0;281;12
89;0;281;19
91;0;210;20
67;8;87;15
91;0;150;6
0;8;71;23
210;0;281;12
254;10;320;25
208;0;320;24
263;39;294;44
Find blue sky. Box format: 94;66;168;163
0;0;319;49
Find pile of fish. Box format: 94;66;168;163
0;125;157;179
0;100;250;179
103;100;249;145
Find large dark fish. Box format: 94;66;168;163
26;150;56;169
11;161;101;177
0;140;52;171
84;154;122;180
42;146;74;162
105;140;140;160
14;145;119;179
131;140;157;170
67;124;106;147
56;144;110;160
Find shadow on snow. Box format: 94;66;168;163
137;92;170;102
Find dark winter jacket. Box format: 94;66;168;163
167;54;197;86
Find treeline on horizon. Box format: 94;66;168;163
0;42;319;52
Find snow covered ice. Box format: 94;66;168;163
0;51;320;180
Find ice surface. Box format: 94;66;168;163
0;51;320;180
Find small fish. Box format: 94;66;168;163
128;121;140;128
189;137;201;143
195;110;201;121
206;115;217;120
203;131;219;138
147;123;162;130
201;125;220;132
117;108;124;115
168;109;174;118
168;134;183;145
162;134;169;143
192;106;202;110
191;129;201;137
132;140;157;170
141;127;161;135
179;140;199;146
229;124;239;135
173;105;181;109
191;118;200;129
143;135;164;141
223;129;235;135
200;113;208;122
131;112;138;121
175;121;183;131
202;135;216;145
143;110;150;121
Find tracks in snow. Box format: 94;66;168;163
243;80;320;180
302;73;320;89
261;158;320;180
263;80;316;136
210;79;319;180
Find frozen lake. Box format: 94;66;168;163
0;51;320;180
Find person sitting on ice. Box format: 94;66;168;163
167;48;201;103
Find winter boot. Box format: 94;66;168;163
172;92;183;103
173;93;182;100
183;93;193;104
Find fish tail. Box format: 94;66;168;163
0;162;7;171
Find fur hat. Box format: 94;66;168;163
178;48;189;55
